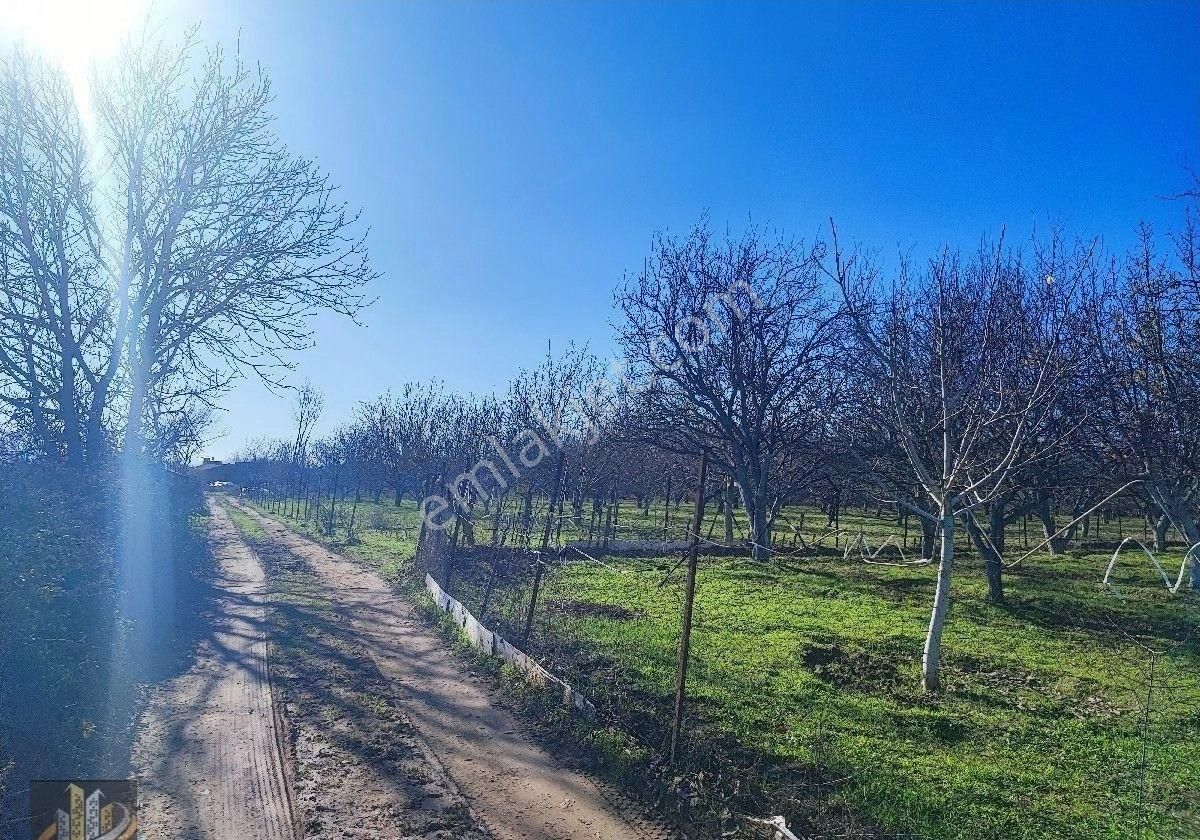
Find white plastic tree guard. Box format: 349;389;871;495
1103;538;1200;596
744;815;803;840
842;532;932;567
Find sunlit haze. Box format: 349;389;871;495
1;0;149;121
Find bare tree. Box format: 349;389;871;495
289;380;323;516
833;231;1083;691
502;344;602;541
360;380;450;506
615;219;844;560
94;35;374;453
311;422;365;538
1091;222;1200;586
0;32;374;463
0;49;111;462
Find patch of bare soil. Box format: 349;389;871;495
249;522;489;840
232;499;670;840
799;641;902;694
131;499;295;840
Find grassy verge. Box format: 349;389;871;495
243;493;1200;840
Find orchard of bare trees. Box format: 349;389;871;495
231;187;1199;695
2;9;1194;840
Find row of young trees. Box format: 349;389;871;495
233;189;1199;692
0;34;373;464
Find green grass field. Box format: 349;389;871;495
246;493;1200;840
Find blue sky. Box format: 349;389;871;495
160;0;1198;457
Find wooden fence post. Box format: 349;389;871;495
522;449;566;646
670;452;708;764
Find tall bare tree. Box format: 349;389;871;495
288;380;323;516
1091;221;1200;586
615;219;844;560
833;231;1083;691
0;50;111;462
95;35;374;453
0;32;374;463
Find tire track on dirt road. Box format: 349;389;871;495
234;500;672;840
132;498;296;840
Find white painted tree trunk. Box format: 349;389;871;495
921;510;955;692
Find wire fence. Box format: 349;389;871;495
256;488;1198;840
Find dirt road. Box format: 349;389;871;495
131;499;296;840
232;499;668;840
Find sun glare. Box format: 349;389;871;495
1;0;149;119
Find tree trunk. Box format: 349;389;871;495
327;475;339;536
922;509;955;692
963;511;1003;603
1153;515;1170;552
750;504;770;561
724;476;736;546
988;498;1007;556
827;488;841;527
58;355;83;464
124;361;148;455
1187;515;1200;590
1035;492;1076;554
736;474;771;561
84;378;113;461
521;487;534;540
348;481;360;541
1146;481;1200;589
920;515;936;560
663;475;672;536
